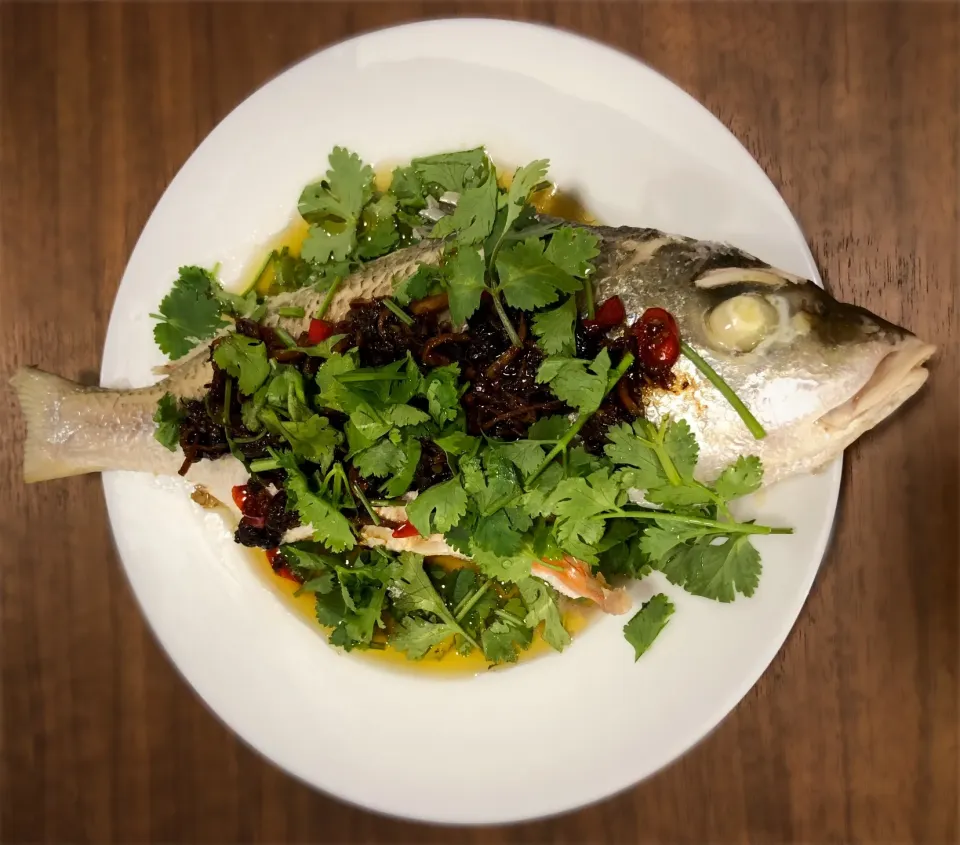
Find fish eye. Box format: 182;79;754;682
706;293;779;352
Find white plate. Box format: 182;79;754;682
101;19;839;824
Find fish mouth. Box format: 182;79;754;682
820;336;936;434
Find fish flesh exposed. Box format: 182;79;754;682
11;225;935;609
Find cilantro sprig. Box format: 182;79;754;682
405;151;600;346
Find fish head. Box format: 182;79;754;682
593;231;936;482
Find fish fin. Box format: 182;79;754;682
11;367;101;482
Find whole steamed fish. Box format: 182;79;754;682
11;225;934;609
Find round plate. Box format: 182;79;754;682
101;19;839;824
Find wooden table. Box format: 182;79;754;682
2;3;957;842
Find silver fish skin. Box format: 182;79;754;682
11;224;933;493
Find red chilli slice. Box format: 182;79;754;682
391;521;420;539
308;318;333;345
584;295;626;329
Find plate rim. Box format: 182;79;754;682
99;16;842;824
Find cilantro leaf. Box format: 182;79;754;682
537;348;610;412
298;147;374;263
353;439;407;479
519;578;571;652
545;470;624;563
389;617;454;659
444;247;487;325
390;552;454;617
521;462;564;518
393;264;444;306
566;445;605;478
554;515;607;563
496;238;581;311
639;524;706;564
298;147;374;223
486;159;550;262
272;247;324;292
406;477;468;536
263;365;312;422
461;448;520;514
215;287;260;319
596;521;651;581
420;364;463;425
356;193;399;260
152;392;183;451
643;527;761;603
384;405;430;428
260;410;340;469
381;438;422;498
498;441;546;478
481;612;533;664
389;165;426;207
430;164;498;244
241;387;267;432
412;147;488;193
280;543;339;583
470;546;534;584
663;418;699;480
213;335;270;396
544;227;601;278
684;535;761;601
277;452;355;552
315;580;384;651
300;225;355;267
623;594;674;660
527;415;569;441
713;455;763;500
389;553;475;647
473;510;524;557
532;297;577;356
433;430;479;460
506;160;549;221
152;266;228;360
604;422;668;489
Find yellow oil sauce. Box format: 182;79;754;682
250;549;595;675
239;159;595;297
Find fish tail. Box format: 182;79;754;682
10;367;115;482
10;367;155;483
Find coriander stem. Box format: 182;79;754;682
352;482;380;526
454;581;491;622
231;431;267;444
249;457;281;473
606;510;792;535
222;379;232;426
316;276;343;319
495;608;526;627
382;298;414;326
273;326;297;348
242;249;275;296
680;341;767;440
337;371;408;383
278;305;305;318
491;289;523;347
583;279;595;320
651;429;682;487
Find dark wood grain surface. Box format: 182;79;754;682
1;2;957;843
